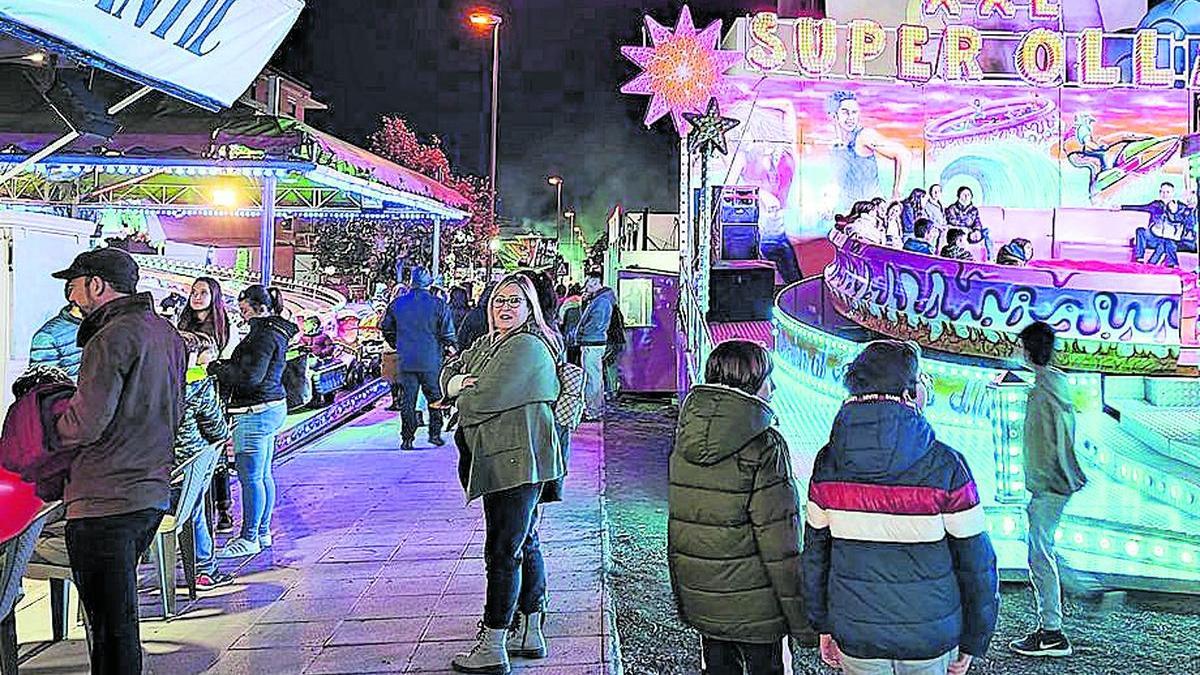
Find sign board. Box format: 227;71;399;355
0;0;304;111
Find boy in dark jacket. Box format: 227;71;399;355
670;341;815;675
803;341;998;675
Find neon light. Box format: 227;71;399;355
1133;29;1173;88
978;0;1017;19
1015;28;1065;86
847;19;885;77
1077;28;1119;86
922;0;962;18
747;12;786;72
1030;0;1061;20
795;18;837;76
897;24;933;83
944;25;984;81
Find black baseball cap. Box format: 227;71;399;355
52;248;140;292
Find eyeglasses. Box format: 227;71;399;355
493;296;525;308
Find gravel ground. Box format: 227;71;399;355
602;398;1200;675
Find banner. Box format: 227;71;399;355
0;0;304;111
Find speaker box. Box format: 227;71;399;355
707;261;775;323
721;224;760;260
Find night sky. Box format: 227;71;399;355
274;1;756;235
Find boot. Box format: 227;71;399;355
451;624;511;674
507;611;548;659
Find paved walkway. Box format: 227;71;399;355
15;406;617;674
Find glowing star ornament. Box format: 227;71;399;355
683;98;740;156
620;5;743;136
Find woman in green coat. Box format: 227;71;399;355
441;273;564;675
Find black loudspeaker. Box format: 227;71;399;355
714;186;761;261
721;224;760;260
707;261;775;323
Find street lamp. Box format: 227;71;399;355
487;236;501;279
468;10;503;236
547;176;563;243
563;209;576;253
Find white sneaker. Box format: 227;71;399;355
451;624;510;674
259;534;273;549
216;537;261;559
507;612;547;659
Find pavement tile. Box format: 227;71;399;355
376;557;461;579
365;575;450;598
394;544;466;561
229;619;341;649
350;594;445;620
258;596;359;624
441;573;487;596
212;646;322;674
545;610;603;637
319;544;400;563
405;640;474;673
432;592;484;617
421;614;480;642
307;560;388;578
546;589;604;613
285;576;374;600
305;643;418;674
328;617;430;646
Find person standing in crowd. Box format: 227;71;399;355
173;331;234;590
458;281;496;352
940;228;974;261
177;276;234;532
669;341;815;675
382;267;457;451
945;186;991;259
30;303;84;379
449;285;473;337
1009;322;1093;658
573;270;615;422
1125;181;1189;267
803;341;998;675
210;285;295;559
903;219;936;255
558;283;584;366
49;248;186;675
441;274;563;674
900;188;927;238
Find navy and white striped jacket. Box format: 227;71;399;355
801;399;999;661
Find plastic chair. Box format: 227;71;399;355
1;502;58;675
147;444;221;619
19;503;75;646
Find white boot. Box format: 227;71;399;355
508;611;548;659
451;624;511;674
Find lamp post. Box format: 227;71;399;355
487;236;502;280
469;10;503;236
547;175;563;245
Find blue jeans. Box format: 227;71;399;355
398;370;443;442
841;649;958;675
233;402;288;542
1135;228;1180;266
482;483;546;628
193;498;216;574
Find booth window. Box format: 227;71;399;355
617;278;653;328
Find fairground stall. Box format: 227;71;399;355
622;1;1200;591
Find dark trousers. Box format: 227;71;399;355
66;508;164;675
702;636;785;675
398;370;443;441
482;483;546;628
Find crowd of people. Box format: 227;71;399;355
667;324;1108;675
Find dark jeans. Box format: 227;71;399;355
66;508;164;675
398;370;443;441
1135;227;1181;266
211;462;230;510
702;636;785;675
482;483;546;628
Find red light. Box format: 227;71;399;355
468;11;501;28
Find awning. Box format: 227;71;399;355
0;0;304;111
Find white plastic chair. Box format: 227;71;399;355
147;443;221;619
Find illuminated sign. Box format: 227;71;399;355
742;6;1200;89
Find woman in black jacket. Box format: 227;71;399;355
209;285;297;560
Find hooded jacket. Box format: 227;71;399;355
29;307;83;379
51;293;187;520
802;400;999;661
1023;365;1086;496
382;288;456;373
575;287;616;346
210;315;298;409
173;368;229;468
668;385;812;644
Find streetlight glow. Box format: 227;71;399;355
547;176;562;186
468;10;502;28
488;237;502;252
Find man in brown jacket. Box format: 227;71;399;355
50;248;186;675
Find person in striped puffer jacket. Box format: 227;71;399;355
802;340;999;675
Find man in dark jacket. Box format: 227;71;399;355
29;304;84;379
382;267;456;450
803;341;998;675
573;270;615;421
49;248;186;675
669;341;814;674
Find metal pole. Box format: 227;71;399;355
259;175;278;285
489;23;501;233
432;216;442;281
555;183;562;242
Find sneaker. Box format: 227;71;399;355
195;571;235;592
215;512;235;534
1009;629;1073;657
429;435;446;447
216;537;261;560
259;534;273;549
401;439;415;451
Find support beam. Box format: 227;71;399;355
432;217;442;281
259;175;278;285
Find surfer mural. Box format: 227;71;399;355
1065;112;1182;201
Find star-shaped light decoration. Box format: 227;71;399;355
682;98;740;156
619;5;743;137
